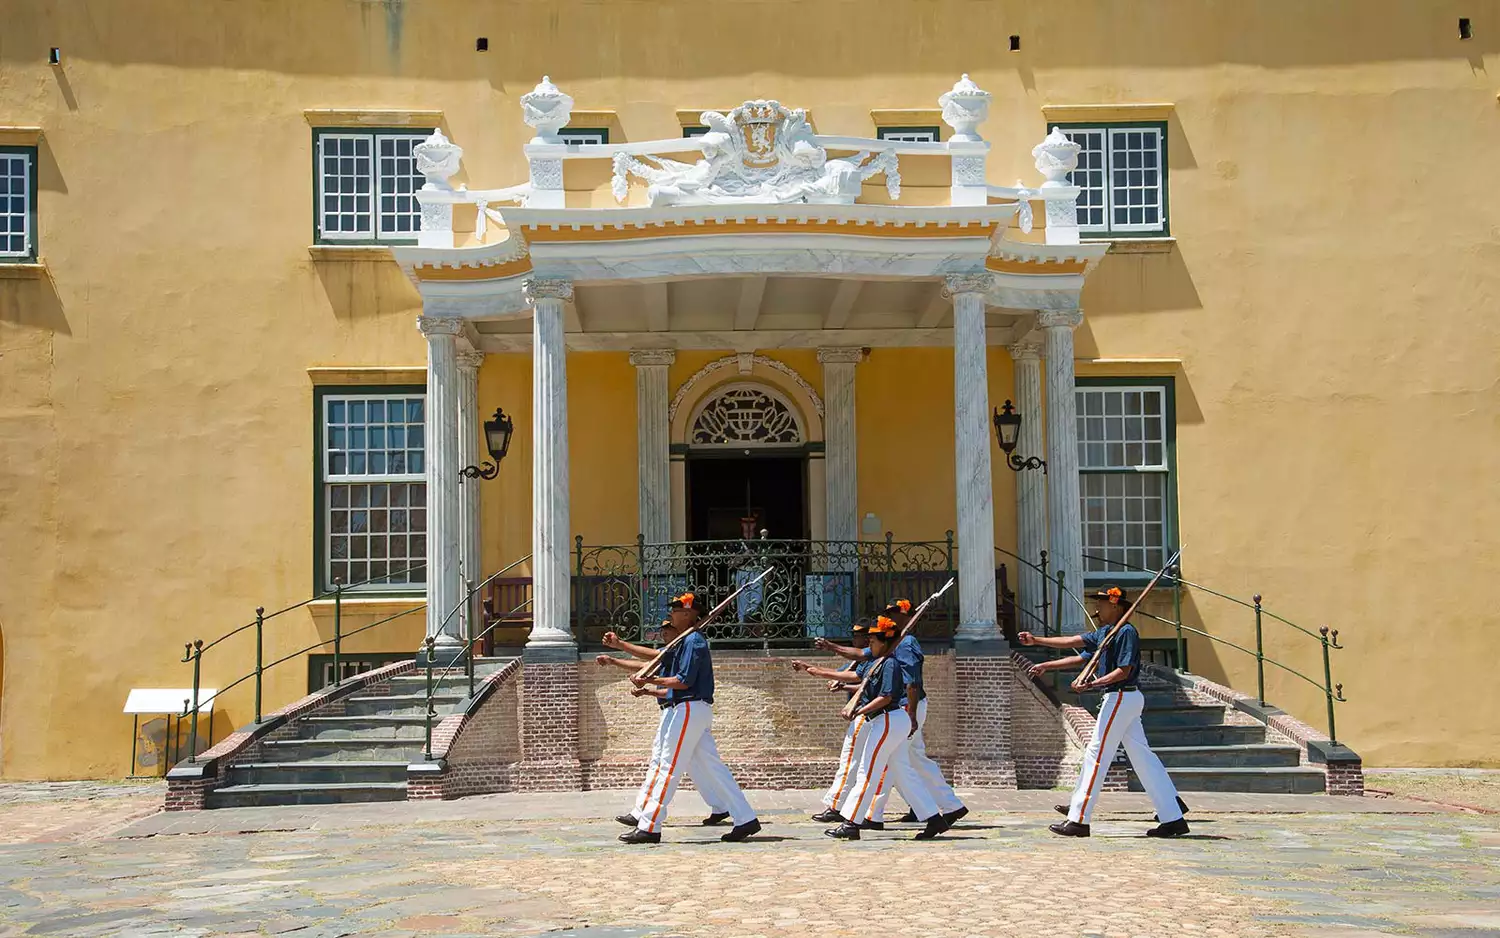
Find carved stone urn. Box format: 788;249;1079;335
938;74;993;142
413;129;462;190
1032;126;1083;188
521;76;574;144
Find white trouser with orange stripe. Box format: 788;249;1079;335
836;709;939;825
870;698;964;819
631;707;729;818
821;715;865;810
1068;689;1184;825
636;701;756;834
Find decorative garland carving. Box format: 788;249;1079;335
668;354;824;425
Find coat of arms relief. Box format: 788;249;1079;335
611;100;901;207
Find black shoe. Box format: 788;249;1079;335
702;812;731;826
1054;804;1069;816
619;828;661;844
942;806;969;826
811;809;845;823
858;819;885;831
897;810;919;823
1146;818;1190;838
1049;821;1090;837
913;815;948;840
720;818;762;842
1153;796;1191;822
615;813;639;827
824;822;861;840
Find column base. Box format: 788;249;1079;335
522;641;578;664
953;622;1007;647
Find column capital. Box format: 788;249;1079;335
816;346;866;365
1007;338;1043;362
1036;308;1084;330
943;272;994;299
456;348;486;371
417;315;465;338
524;277;574;304
628;349;676;367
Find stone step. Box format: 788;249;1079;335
1073;689;1194;709
205;782;408;809
342;693;466;717
1144;723;1266;747
1139;705;1227;729
1152;744;1304;769
297;715;434;741
1134;766;1325;795
224;761;410;786
258;738;427;762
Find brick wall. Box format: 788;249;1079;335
1010;655;1079;789
407;660;523;801
949;655;1016;787
518;660;583;790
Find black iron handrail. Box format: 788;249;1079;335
420;590;535;760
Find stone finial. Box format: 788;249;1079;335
939;74;992;142
521;75;574;144
1033;126;1083;188
413;129;463;190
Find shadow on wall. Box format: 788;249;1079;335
311;257;421;322
0;271;69;335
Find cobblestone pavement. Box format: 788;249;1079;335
0;781;164;845
0;788;1495;937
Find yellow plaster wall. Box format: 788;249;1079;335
1;0;1497;775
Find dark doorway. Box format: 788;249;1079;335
687;453;807;541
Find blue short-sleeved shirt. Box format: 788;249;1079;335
666;631;714;705
855;656;907;713
1079;621;1141;691
862;635;924;690
840;656;876;698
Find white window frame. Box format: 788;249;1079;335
314;129;430;244
876;127;940;143
320;391;428;592
0;148;35;261
1061;124;1168;236
1076;381;1175;582
558;128;608;145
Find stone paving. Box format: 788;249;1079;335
0;781;165;845
0;787;1496;937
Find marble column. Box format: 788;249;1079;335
817;347;863;546
1007;338;1047;630
947;274;1001;644
1039;308;1086;634
525;278;576;651
418;316;466;652
456;347;485;639
630;350;675;547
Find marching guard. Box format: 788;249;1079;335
790;618;875;823
1021;585;1190;838
821;615;949;840
607;591;762;845
815;600;968;828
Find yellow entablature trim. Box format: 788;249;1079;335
518;218;999;242
413;256;534;282
985;255;1090;275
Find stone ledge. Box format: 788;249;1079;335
1087;237;1176;255
307;245;396;262
0;262;47;280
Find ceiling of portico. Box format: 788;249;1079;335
471;274;1037;352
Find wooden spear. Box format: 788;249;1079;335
839;577;956;720
632;566;776;681
1075;547;1184;686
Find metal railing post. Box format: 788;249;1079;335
575;535;585;576
636;533;647;640
1054;569;1067;638
1253;593;1266;705
423;635;437;760
1320;626;1338;745
187;640;203;763
465;577;476;699
883;531;895;602
332;579;343;687
1038;549;1051;637
253;606;264;723
1171;570;1185;671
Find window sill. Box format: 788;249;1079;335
1084;237;1176;255
308;594;427;613
308;245;396;263
0;262;47;280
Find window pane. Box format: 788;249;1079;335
0;154;30;258
375;134;425;240
1080;471;1168;574
322;393;426;589
1076;387;1168;469
1105;127;1165;233
319;135;373;239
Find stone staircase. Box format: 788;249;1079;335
206;657;514;808
1019;650;1326;794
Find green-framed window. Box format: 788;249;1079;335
313;384;428;593
876;126;941;143
312;127;432;244
1077;377;1178;583
0;145;37;262
559;127;609;145
1054;122;1169;237
683;125;708;138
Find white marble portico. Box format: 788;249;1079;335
393;77;1107;651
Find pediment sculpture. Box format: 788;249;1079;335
611;100;901;207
